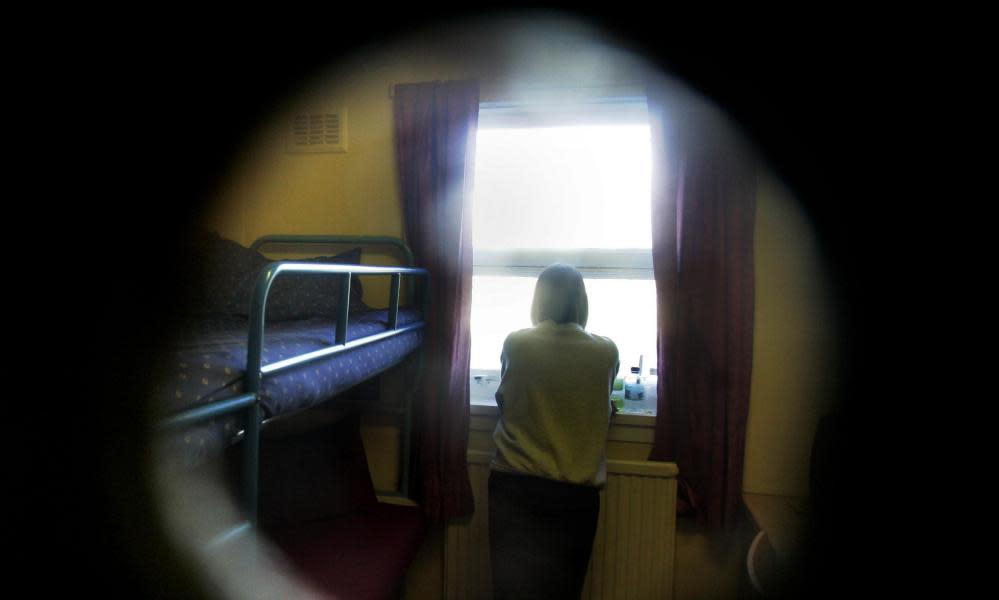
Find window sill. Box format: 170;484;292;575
469;399;656;428
469;400;499;417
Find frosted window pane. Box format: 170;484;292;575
470;275;657;377
472;125;652;250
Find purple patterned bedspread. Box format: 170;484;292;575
154;308;423;463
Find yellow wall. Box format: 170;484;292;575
744;173;837;497
660;174;838;599
199;14;837;600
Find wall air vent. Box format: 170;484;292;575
286;109;347;153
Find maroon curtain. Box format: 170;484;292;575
647;85;757;531
393;80;479;523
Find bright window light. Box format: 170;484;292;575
473;125;653;250
470;275;657;375
470;114;658;415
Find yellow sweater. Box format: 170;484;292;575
491;320;620;487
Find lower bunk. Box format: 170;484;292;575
256;409;428;600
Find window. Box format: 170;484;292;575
469;97;658;415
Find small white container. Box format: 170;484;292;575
624;367;644;401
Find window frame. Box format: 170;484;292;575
469;96;658;413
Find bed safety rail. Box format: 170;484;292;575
243;261;428;527
160;237;428;547
250;234;421;305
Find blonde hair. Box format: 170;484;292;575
530;264;589;328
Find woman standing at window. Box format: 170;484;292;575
489;264;620;600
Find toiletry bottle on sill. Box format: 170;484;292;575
624;366;644;401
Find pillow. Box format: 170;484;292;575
265;249;367;321
174;230;367;320
175;230;269;317
258;411;377;527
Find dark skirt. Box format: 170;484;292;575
488;469;600;600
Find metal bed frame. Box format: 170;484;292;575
158;235;428;548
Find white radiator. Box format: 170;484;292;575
446;450;678;600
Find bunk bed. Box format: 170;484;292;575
154;232;430;600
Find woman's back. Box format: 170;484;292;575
491;320;619;487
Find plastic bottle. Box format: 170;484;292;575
624;366;644;401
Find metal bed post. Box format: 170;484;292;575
243;265;273;528
388;273;401;330
401;270;431;499
335;273;351;346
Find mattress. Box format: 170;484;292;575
154;307;423;464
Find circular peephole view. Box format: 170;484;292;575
75;10;857;600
